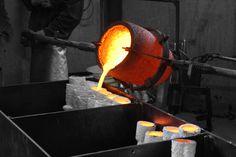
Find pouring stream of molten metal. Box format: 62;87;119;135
97;25;131;90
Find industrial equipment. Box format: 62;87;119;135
4;21;234;157
22;21;236;91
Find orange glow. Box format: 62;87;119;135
98;25;131;69
165;127;179;133
98;90;112;96
98;22;174;86
154;117;172;126
106;94;117;99
91;86;131;104
97;25;131;89
175;139;192;144
97;64;109;90
180;124;200;133
139;121;155;127
113;96;131;104
182;126;197;133
147;131;163;137
90;86;107;92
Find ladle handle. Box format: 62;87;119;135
21;30;97;52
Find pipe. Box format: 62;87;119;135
214;54;236;63
21;30;97;52
143;53;236;79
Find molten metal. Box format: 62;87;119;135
97;21;173;86
97;25;131;89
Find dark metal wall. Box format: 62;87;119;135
100;0;123;31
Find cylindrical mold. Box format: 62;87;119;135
163;126;180;140
135;121;156;144
171;139;197;157
143;131;163;143
179;123;201;137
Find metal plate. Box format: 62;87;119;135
0;110;49;157
12;104;141;157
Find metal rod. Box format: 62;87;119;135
175;0;180;58
143;53;236;79
21;31;97;52
210;66;236;79
215;55;236;63
173;60;236;79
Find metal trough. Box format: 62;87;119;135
9;103;204;157
0;78;132;117
0;81;235;157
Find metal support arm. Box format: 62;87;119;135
144;53;236;80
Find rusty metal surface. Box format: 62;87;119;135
97;21;173;86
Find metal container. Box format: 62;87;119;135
1;103;235;157
97;21;173;86
0;79;132;117
10;103;203;157
0;81;235;157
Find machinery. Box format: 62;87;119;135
0;21;235;156
22;21;236;89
